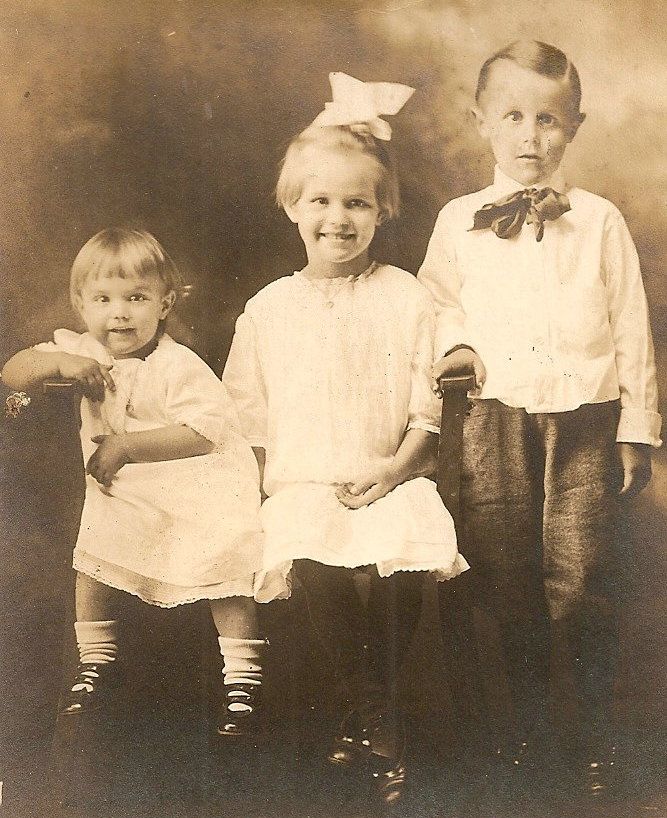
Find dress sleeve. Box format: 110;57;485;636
417;205;472;360
33;329;87;355
602;207;662;447
163;348;238;447
221;311;268;448
32;329;115;370
407;293;441;435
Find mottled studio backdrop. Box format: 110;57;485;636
2;0;666;376
0;0;665;811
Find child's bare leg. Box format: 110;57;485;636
75;570;123;621
209;595;258;639
210;595;266;737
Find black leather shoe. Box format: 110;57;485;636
492;738;533;769
327;710;367;766
579;746;618;800
363;713;407;806
59;662;121;717
328;709;408;804
217;683;262;737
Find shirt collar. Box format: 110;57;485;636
81;332;114;366
81;331;170;365
295;261;379;283
491;165;568;196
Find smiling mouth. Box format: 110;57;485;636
320;233;355;241
109;328;135;334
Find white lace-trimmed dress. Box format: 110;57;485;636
36;330;264;607
222;263;468;602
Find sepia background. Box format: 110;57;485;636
1;1;665;816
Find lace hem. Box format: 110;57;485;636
73;552;255;608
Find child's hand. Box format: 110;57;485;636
335;468;397;509
58;353;115;401
86;434;129;487
618;442;652;498
432;347;486;397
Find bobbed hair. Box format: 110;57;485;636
69;227;182;306
276;125;401;221
476;40;582;114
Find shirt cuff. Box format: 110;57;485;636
182;417;226;447
435;329;474;361
616;408;662;447
407;420;441;435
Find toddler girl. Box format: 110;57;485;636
223;73;468;803
2;228;267;737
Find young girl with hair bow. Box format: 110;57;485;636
223;73;468;804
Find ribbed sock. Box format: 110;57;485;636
72;619;119;692
218;636;265;687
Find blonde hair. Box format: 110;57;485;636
69;228;182;306
476;40;582;114
276;125;400;221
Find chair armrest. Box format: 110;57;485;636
436;375;476;527
43;380;76;393
43;379;81;435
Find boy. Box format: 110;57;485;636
418;40;661;796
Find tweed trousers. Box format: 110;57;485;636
445;399;623;749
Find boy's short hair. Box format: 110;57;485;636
70;228;182;305
476;40;582;113
276;125;400;221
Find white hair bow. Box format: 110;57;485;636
309;72;415;141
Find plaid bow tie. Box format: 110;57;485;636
470;187;571;242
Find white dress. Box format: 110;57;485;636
222;264;468;601
37;330;264;607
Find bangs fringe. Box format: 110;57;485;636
70;228;182;303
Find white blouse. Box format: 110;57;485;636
222;263;442;496
418;166;662;447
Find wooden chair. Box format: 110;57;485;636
435;375;488;749
39;375;480;808
436;375;476;524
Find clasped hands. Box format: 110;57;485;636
81;342;652;500
335;465;399;509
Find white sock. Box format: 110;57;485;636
72;619;119;693
74;619;118;664
218;636;265;687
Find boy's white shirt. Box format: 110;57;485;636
417;165;662;447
